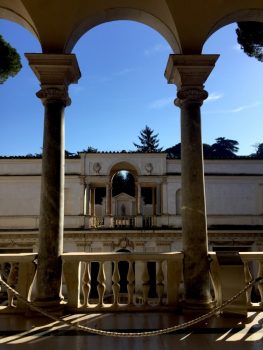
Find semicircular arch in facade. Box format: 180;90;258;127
109;161;140;179
202;8;263;51
64;7;180;54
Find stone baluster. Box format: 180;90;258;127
112;261;120;306
156;260;164;305
97;261;106;306
127;260;135;305
257;260;263;305
142;261;150;305
82;262;91;307
7;262;18;307
26;54;80;306
243;261;253;306
165;54;219;309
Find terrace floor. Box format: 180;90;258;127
0;311;262;349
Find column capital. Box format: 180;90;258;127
165;54;219;105
36;86;71;106
25;53;81;105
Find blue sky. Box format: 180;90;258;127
0;19;262;156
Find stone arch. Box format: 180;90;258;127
0;3;39;41
109;161;139;179
64;7;180;54
202;8;263;51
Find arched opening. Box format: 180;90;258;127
65;7;180;54
112;170;135;197
200;22;263;156
111;166;136;227
66;21;177;154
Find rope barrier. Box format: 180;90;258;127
0;276;262;338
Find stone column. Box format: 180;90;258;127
26;54;81;305
90;186;96;216
85;183;90;216
105;183;112;215
136;182;141;215
152;186;156;215
165;54;219;308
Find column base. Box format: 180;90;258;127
182;298;215;311
28;298;65;317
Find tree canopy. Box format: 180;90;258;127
0;35;22;84
133;125;162;152
210;137;239;158
165;137;239;159
236;22;263;62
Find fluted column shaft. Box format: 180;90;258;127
26;54;81;304
165;54;219;308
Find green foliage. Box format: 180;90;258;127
165;143;181;158
210;137;239;158
133;125;162;152
236;22;263;62
256;143;263;157
250;143;263;158
82;146;98;153
0;35;22;84
165;138;239;159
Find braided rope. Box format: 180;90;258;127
0;276;262;338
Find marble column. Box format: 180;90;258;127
26;54;81;305
136;182;141;215
106;183;112;215
90;186;96;216
165;54;219;308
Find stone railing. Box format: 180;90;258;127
62;252;183;312
113;216;135;228
143;215;156;228
210;252;263;314
90;216;104;228
0;253;37;311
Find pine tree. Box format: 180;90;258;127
0;35;22;84
133;125;162;152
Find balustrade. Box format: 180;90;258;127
210;252;263;312
62;252;183;312
114;216;135;228
0;253;37;311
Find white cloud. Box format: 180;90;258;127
144;43;170;56
230;102;261;113
206;92;223;102
148;97;173;109
205;101;261;114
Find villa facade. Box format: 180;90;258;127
0;153;262;256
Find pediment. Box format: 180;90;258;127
113;192;135;200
